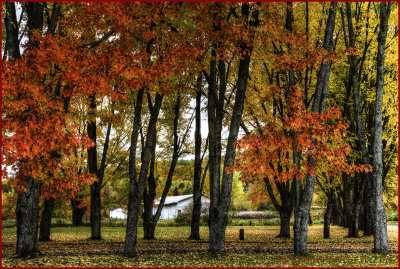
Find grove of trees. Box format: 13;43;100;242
2;1;397;258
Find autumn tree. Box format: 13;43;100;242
2;2;99;257
112;2;203;256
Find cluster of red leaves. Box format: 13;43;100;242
2;2;206;199
2;45;97;198
234;87;371;185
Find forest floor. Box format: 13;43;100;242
2;225;398;267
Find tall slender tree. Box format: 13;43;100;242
373;1;391;254
293;2;337;255
206;3;259;252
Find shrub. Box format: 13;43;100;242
174;202;209;226
232;211;279;220
388;211;398;221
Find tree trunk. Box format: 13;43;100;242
124;91;163;257
39;197;55;241
323;195;333;239
294;171;316;254
15;2;44;258
87;94;101;240
3;2;20;61
347;174;364;238
190;85;203;240
143;223;156;240
90;184;101;239
143;136;157;240
343;2;376;238
71;197;87;226
207;3;258;253
151;93;187;237
209;208;228;252
362;179;374;236
294;2;337;255
278;210;291;238
263;174;294;238
16;177;40;257
373;2;391;254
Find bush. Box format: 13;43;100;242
174;202;209;226
232;211;279;220
228;218;281;226
388;211;398;221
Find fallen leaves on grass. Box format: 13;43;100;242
2;225;398;267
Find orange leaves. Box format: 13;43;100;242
234;87;362;187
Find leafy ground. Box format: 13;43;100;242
2;225;398;267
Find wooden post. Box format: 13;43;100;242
239;229;244;240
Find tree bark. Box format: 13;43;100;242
208;4;259;252
343;2;376;239
278;210;291;238
294;2;337;255
373;2;391;254
124;91;163;257
148;93;191;238
143;132;157;240
39;197;55;241
71;196;87;226
362;177;374;236
87;94;112;239
190;79;203;240
262;173;294;238
16;177;41;257
123;87;144;256
87;94;101;240
3;2;20;61
323;193;333;239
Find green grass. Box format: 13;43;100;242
2;225;398;267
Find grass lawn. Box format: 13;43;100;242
2;225;398;267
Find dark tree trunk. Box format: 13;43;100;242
348;174;365;238
90;184;101;239
124;91;163;257
87;94;101;240
278;210;291;238
373;2;391;254
3;2;20;61
362;178;374;236
294;2;337;255
323;194;333;239
294;172;316;254
123;87;145;257
39;197;55;241
150;93;189;238
87;95;112;239
15;2;44;258
190;81;203;240
71;197;87;226
343;2;374;238
262;173;294;238
143;133;157;240
16;177;40;257
208;4;258;252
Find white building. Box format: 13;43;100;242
109;207;127;219
153;194;210;220
109;194;210;220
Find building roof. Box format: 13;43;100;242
154;194;193;206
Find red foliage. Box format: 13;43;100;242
234;87;371;186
